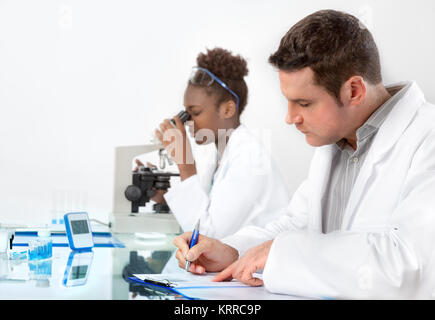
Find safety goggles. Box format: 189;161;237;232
189;66;240;109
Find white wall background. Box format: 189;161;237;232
0;0;434;225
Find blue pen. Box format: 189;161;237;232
185;219;200;272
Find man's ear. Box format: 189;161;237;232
340;76;367;107
219;100;237;119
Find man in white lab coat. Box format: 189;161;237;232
172;9;435;299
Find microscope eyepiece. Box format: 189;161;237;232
170;110;191;126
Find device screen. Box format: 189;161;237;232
70;265;89;280
71;220;89;234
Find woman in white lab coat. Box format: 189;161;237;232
152;48;290;239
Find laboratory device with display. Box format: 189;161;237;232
64;212;94;251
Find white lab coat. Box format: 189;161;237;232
164;124;290;239
223;82;435;299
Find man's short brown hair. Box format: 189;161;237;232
269;10;382;102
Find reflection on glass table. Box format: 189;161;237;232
122;250;185;300
63;250;94;287
0;232;179;299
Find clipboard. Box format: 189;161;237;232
127;272;261;300
128;272;251;300
131;273;252;289
127;276;198;300
127;273;319;300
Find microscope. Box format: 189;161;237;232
109;111;190;234
124;165;179;214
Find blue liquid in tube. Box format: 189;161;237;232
28;239;52;261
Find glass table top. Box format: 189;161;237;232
0;233;183;300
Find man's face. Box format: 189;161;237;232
279;67;348;147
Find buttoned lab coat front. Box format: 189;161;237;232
223;82;435;299
164;124;290;239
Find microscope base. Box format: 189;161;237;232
110;212;181;234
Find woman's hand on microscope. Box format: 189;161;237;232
155;115;197;181
133;159;167;204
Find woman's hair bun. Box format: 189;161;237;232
196;47;248;81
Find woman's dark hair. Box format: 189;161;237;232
190;47;249;115
269;10;382;104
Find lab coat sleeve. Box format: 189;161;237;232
262;129;435;299
165;148;286;239
163;174;209;233
222;179;310;257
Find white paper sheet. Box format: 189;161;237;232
133;272;250;288
175;287;309;300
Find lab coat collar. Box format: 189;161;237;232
367;81;424;164
310;81;425;232
341;81;425;229
207;124;247;193
216;123;247;165
310;144;336;233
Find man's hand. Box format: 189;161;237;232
173;232;239;274
212;240;274;286
155;116;196;181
